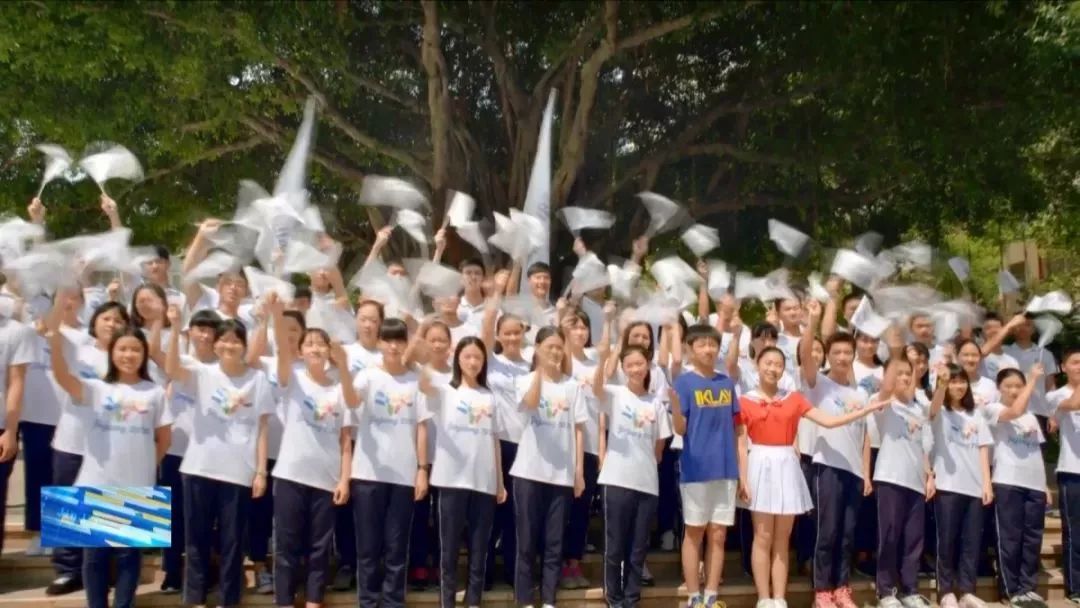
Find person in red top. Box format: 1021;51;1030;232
738;346;884;608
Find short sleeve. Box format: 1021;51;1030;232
9;324;35;367
976;417;994;447
353;369;370;396
792;392;813;417
1045;351;1060;375
596;385;619;416
656;402;673;441
571;384;589;425
417;386;442;423
154;388;174;428
513;372;535;412
80;377;107;409
982;402;1005;426
253;372;277;417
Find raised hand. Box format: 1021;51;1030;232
166;304;182;327
28;197;46;224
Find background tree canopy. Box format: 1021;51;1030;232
0;0;1077;284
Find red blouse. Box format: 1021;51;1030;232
738;391;813;446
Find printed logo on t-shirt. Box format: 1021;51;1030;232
350;358;367;375
456;399;493;425
102;394;150;421
1007;417;1040;447
827;393;864;415
622;403;657;428
78;364;102;380
304;395;340;422
210;387;252;415
373;390;414;416
858;376;881;395
946;421;979;447
694;388;732;408
539;396;569;419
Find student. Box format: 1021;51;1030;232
0;302;33;558
420;336;506;608
928;363;994;608
871;354;934;608
164;313;275;608
669;324;746;608
740;346;883;608
457;258;488;331
798;300;871;608
270;296;358;608
976;313;1020;380
46;318;171;608
954;339;999;408
158;309;220;594
773;297;804;378
1003;316;1059;431
1049;347;1080;605
348;318;428;608
512;326;587;608
46;298;129;597
794;335;827;576
591;343;672;608
128;283;171;382
985;365;1047;608
852;330;884;578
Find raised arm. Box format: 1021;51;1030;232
268;295;294;389
799;299;823;389
181;218;223;305
480;272;508;352
164;305;192;383
521;371;543;410
997;363;1044;423
726;318;744;381
929;362;949;421
820;277;844;340
803;397;887;428
670;387;687;436
981;313;1024;357
46;310;83;403
362;225;393;270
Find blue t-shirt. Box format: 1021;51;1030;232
674;370;740;483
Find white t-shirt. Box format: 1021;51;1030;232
705;314;752;363
596;385;672;495
52;333;108;455
488;354;531;443
178;362;276;487
344;342;382;378
969;375;1000;409
76;378;171;486
979;351;1019;382
1049;386;1080;476
983;403;1045;492
350;368;424;486
736;358;798;395
776;331;801;378
510;373;588;487
20;332;66;427
260;355;308;460
570;351;601;456
273;369;353;493
1004;344;1059;416
420;367;452;461
808;372;870;477
872;396;931;494
855;362;884;448
931;408;993;498
422;384;502;495
0;318;34;431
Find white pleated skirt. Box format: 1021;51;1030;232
746;445;813;515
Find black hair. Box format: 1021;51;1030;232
796;336;826;370
567;308;593;349
451;336;489;390
853;330;884;366
300;327;331;349
103;328;152;383
684;323;721;347
983;311;1003;324
526;262;551;278
189;309;223;330
751;322;780;342
944;363;976;413
88;301;130;340
905;342;933;400
130;283;171;330
293;286;313;301
619;344;652;390
995;367;1026;387
841;292;862;307
459;257;486;273
824;331;856;355
756;345;785;364
357;299;386;322
379;317;409;342
214;319;248;348
424;320;452;341
1064;346;1080;364
619;321;655;362
280;310;307;348
529;326;566;372
152;245;170;261
953;338;983;367
493;313;525;355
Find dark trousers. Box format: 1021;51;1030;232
487;441;517;584
1061;472;1080;598
19;422;55;532
51;449;84;580
248;458;275;564
273;477;336;606
0;430;12;556
795;454;817;565
83;548;141;608
410;489;439;572
438;487;496;608
182;474;250;607
875;481;924;598
603;485;657;608
812;464;862;590
351;479;415;608
934;490;984;597
513;477;572;605
157;454;185;585
656;442;679;537
994;483;1045;598
335;443;357;573
856;448;879;557
564;453;599;561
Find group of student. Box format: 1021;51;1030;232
0;194;1077;608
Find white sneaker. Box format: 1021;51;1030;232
878;595;903;608
661;530;676;551
958;594;987;608
899;595;932;608
773;600;788;608
939;593;959;608
755;600;775;608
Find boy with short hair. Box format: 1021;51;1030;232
670;324;747;608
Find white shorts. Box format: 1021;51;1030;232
680;479;737;526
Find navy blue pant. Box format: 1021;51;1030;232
1061;472;1080;598
351;479;415;608
182;474;250;607
994;483;1045;599
274;477;336;606
875;481;924;598
513;477;572;606
157;454;185;586
409;489;439;573
487;441;517;584
19;422;55;532
934;490;984;597
438;487;496;608
813;464;862;590
84;548;141;608
564;453;599;561
795;454;817;565
51;449;84;580
656;442;679;539
603;485;657;608
248;458;275;564
856;448;879;557
0;430;12;557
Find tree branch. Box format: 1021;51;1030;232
421;0;453;199
240;115;367;183
684;143;806;167
341;71;426;115
616;5;730;51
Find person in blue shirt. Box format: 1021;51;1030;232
670;324;748;608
